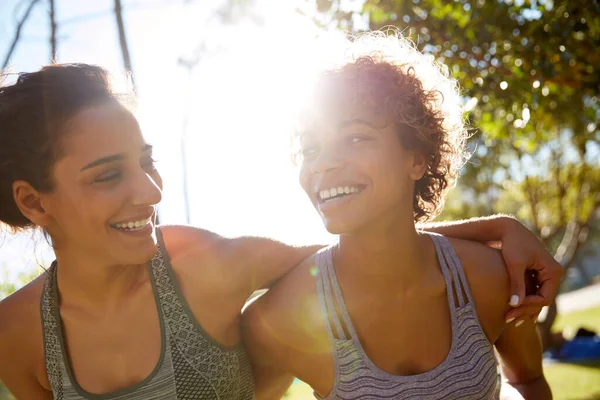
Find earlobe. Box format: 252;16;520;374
12;180;51;227
410;152;428;181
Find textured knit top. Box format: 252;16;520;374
40;228;255;400
314;233;499;400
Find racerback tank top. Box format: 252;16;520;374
314;233;499;399
40;227;255;400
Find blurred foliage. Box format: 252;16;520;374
0;385;14;400
0;264;42;301
315;0;600;340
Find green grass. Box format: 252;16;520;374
545;360;600;400
545;306;600;400
552;306;600;336
285;306;600;400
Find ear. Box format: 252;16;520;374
12;180;52;227
409;151;428;181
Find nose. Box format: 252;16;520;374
131;168;162;207
310;146;345;175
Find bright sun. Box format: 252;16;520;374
0;0;338;285
136;0;336;246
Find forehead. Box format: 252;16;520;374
60;103;145;161
298;102;389;136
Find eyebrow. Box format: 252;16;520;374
80;144;153;171
338;118;381;130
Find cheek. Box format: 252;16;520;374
298;165;312;197
367;151;412;196
56;184;124;227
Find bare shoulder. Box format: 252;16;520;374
159;224;294;269
0;272;49;390
158;224;224;261
0;272;46;344
446;237;510;342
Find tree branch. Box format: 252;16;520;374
49;0;57;62
114;0;136;92
2;0;42;70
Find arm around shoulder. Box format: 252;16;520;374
226;236;323;295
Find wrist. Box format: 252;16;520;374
491;215;518;240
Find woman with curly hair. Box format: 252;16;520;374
243;33;552;399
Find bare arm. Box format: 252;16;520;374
0;362;52;400
418;214;510;242
242;297;297;400
229;236;323;294
495;320;551;399
0;289;52;400
451;237;550;399
241;256;334;399
158;225;323;298
420;215;563;321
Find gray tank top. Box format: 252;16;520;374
315;233;500;399
40;227;255;400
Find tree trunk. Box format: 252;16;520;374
2;0;42;69
537;299;558;350
49;0;57;62
114;0;136;92
537;222;589;349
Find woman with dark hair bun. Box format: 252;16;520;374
0;63;558;399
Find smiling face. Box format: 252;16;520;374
298;104;426;235
41;103;162;266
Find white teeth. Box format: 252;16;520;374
113;217;151;231
318;185;363;201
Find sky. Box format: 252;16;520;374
0;0;345;284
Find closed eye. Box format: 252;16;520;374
142;157;158;172
95;170;122;183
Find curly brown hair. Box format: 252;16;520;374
298;32;469;222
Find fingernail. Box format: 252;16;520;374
509;295;520;307
515;320;524;328
506;317;515;324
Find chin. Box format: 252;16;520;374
117;241;158;265
322;218;361;236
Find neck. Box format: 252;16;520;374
53;249;149;311
335;211;434;288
